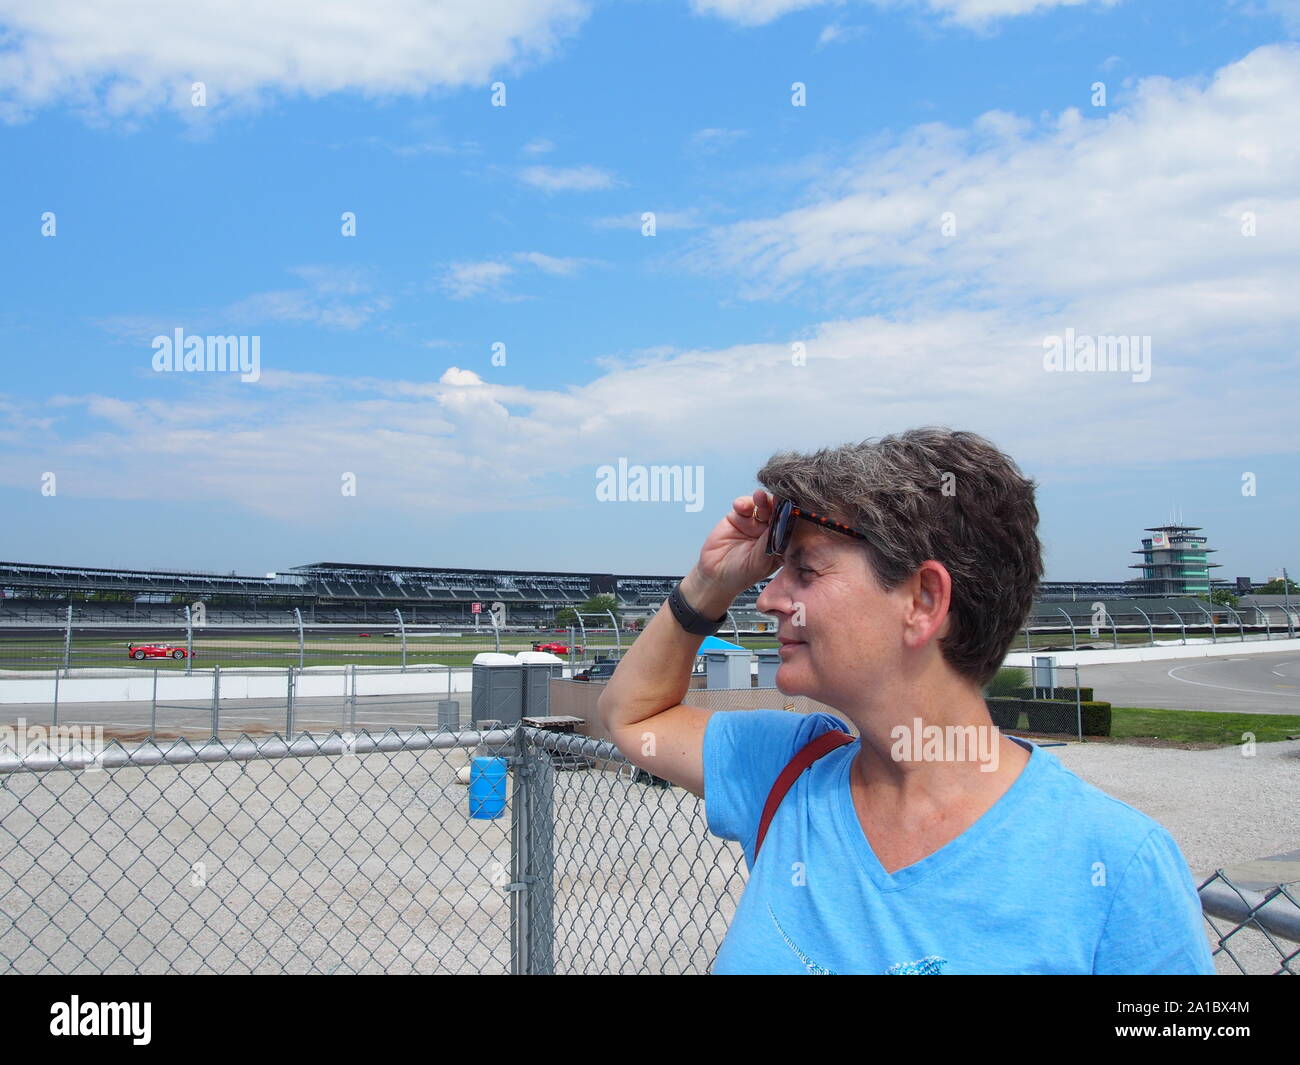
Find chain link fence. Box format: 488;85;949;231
1;663;471;742
1;723;1294;974
0;617;538;673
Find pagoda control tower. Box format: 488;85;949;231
1130;523;1221;596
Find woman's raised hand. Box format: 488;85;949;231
692;488;783;601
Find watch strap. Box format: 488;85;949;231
668;580;728;636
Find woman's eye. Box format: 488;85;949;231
797;566;816;578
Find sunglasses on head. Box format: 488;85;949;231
764;496;876;557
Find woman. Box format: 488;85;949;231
596;427;1213;975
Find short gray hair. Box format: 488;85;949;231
757;427;1043;688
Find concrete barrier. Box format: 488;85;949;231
1004;636;1300;668
0;665;498;705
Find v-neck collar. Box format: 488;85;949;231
832;734;1042;891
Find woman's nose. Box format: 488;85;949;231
757;575;792;614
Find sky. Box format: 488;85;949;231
0;0;1297;583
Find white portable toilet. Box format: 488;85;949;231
515;650;565;717
755;648;782;687
472;652;524;725
704;649;752;689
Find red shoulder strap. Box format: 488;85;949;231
753;729;854;862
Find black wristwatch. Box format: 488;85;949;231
668;579;728;636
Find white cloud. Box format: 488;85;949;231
688;127;749;151
8;286;1295;522
691;0;1120;28
522;137;557;155
590;209;708;230
0;0;592;120
93;267;389;342
816;23;869;46
689;0;829;25
229;267;390;329
440;260;517;300
438;251;592;299
683;44;1300;322
6;46;1300;525
513;251;588;275
1252;0;1300;35
519;164;619;192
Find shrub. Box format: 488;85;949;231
985;697;1023;730
985;667;1027;698
1013;685;1094;702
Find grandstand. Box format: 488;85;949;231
0;559;750;626
0;559;1247;629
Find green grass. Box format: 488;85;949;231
1107;706;1300;745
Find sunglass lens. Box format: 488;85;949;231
769;500;793;555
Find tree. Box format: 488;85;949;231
1254;578;1299;596
1206;589;1239;608
555;594;620;629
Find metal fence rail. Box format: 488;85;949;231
1197;871;1300;976
0;724;1293;974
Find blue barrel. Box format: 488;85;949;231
468;756;508;819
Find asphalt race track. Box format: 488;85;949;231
1078;649;1300;715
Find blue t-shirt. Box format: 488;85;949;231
702;709;1215;975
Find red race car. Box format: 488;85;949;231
127;643;191;661
532;642;569;655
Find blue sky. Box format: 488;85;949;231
1;0;1297;583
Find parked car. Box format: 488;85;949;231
127;643;190;661
574;660;618;682
532;642;569;655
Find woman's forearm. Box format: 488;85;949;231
596;567;737;733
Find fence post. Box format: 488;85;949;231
511;726;529;974
294;607;304;669
151;668;158;739
286;666;295;737
185;604;194;676
52;670;59;728
511;727;554;974
211;664;221;740
347;663;356;731
62;604;73;676
395;608;407;672
1074;664;1083;742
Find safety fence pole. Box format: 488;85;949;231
286;666;296;737
395;608;407;672
62;604;73;676
210;665;221;740
347;664;357;731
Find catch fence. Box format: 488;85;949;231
0;612;629;673
0;725;1291;975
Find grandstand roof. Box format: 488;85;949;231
0;560;277;582
292;561;686;582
